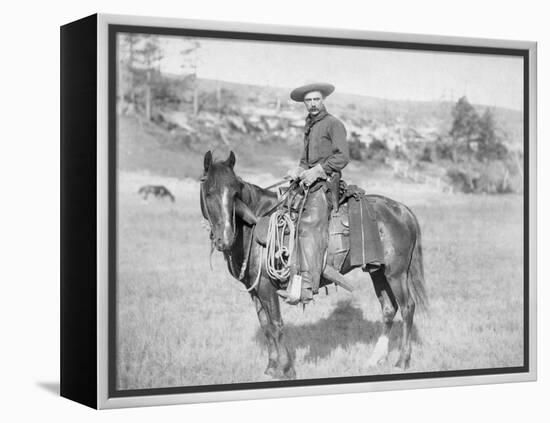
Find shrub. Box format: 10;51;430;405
348;139;363;161
446;160;518;194
419;146;433;162
446;168;476;193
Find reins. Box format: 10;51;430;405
259;180;299;218
263;179;289;191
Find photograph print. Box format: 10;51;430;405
111;26;528;394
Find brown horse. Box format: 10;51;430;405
200;151;428;379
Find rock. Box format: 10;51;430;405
159;111;195;133
226;115;248;133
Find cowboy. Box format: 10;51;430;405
277;83;349;304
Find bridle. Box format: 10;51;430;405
200;177;252;283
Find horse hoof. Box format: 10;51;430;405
284;367;297;380
265;365;294;380
264;366;278;377
367;356;387;367
394;357;410;371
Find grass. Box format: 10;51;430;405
116;169;524;390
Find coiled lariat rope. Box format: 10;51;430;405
264;210;296;282
235;186;308;294
263;185;309;284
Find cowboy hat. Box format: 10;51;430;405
290;82;335;102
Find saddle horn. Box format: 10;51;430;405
235;198;258;226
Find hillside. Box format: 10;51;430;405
194;78;523;150
118;76;524;194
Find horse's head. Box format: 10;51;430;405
200;151;257;252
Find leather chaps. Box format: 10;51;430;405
296;188;330;294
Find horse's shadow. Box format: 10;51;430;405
255;299;418;363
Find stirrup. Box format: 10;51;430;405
276;274;313;305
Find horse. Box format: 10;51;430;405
138;185;175;202
200;150;428;379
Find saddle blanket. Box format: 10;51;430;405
348;196;385;267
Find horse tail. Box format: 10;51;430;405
407;213;429;313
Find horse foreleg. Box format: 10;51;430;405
252;295;279;376
253;283;296;380
367;268;398;367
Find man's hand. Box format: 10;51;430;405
286;167;305;181
301;164;327;186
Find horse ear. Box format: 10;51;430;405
204;151;212;172
226;151;236;169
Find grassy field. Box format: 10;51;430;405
116;168;524;390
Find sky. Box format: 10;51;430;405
155;35;523;111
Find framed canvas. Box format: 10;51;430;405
60;13;537;409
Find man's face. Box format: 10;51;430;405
303;91;324;116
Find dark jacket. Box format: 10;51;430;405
299;109;350;176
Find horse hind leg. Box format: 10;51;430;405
367;267;398;367
394;273;415;370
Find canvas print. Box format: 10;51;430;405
113;30;525;391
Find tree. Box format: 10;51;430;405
178;39;200;115
117;34;163;120
134;35;163;121
478;108;497;146
118;33;140;114
477;108;507;160
117;35;201;120
450;96;480;145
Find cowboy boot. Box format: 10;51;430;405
276;271;313;305
322;265;354;292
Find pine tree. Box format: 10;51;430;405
178;39;200;115
450;96;480;144
134;35;163;121
478;108;507;160
478;108;497;147
118;33;140;114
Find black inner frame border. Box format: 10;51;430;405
108;23;530;398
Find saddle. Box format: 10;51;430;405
254;180;385;273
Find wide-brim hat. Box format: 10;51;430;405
290;82;335;102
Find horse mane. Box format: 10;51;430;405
237;177;277;215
